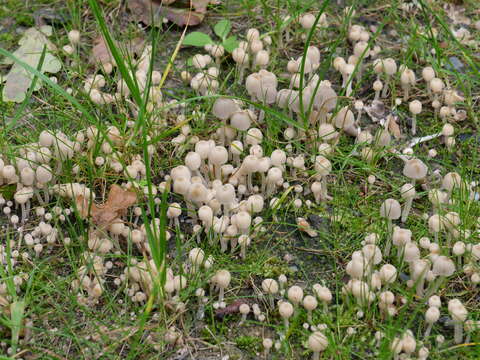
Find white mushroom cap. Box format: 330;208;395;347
278;301;294;319
262;278;279;295
403;159;428;180
232;48;249;65
189;248;205;266
212;98;240;121
300;13;316;29
239;303;250;315
314;156;332;177
287;285;304;304
312;284;332;303
442;172;462;192
428;214;444;233
448;299;467;322
308;331;328;352
401;333;416;354
214;269;231;288
422;66;435;82
400;183;416;199
430;78;444;93
379;264;397;283
428;295;441;308
380;199;401;220
303;295;318;311
432;256;455;277
425;306;440;324
409;100;422;114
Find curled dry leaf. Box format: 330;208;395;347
296;217;318;237
387;114;402;139
128;0;206;27
75;184;137;227
215;299;247;319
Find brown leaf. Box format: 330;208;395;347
128;0;205;26
387;115;402;139
91;36;114;65
75;184;137;227
215;299;247;319
164;7;204;26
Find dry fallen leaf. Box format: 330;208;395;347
91;36;145;66
2;26;61;102
91;36;114;65
76;184;137;227
387;114;402;139
128;0;206;27
215;299;247;319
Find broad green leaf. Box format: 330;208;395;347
183;32;213;47
214;19;231;40
223;35;239;53
10;301;25;354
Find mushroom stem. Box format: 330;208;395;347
238;66;246;85
259;109;265;123
240;243;246;259
381;76;390;98
384;219;393;257
220;237;228;252
20;203;27;223
426;276;444;298
454;321;463;344
307;310;313;323
416;275;426;298
401;180;416;223
283;318;289;332
401;197;413;223
219;287;225;302
412;114;417;135
312;351;320;360
246;173;253;194
424;323;433;338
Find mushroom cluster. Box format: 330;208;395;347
1;3;479;359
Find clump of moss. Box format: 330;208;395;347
235;335;261;355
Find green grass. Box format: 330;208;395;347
0;0;480;359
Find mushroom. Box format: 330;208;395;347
208;146;228;180
380;58;397;98
239;303;250;324
314;156;332;201
287;285;304;311
400;67;416;101
428;255;455;296
408;100;422;135
213;269;231;302
262;278;279;307
303;295;318;322
262;338;273;358
411;259;430;297
400;183;416;223
278;301;294;331
448;299;468;344
379;199;401;256
428;214;444;244
422;66;435;96
403;158;427;186
307;331;328;360
424;306;440;338
238;234;251;259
